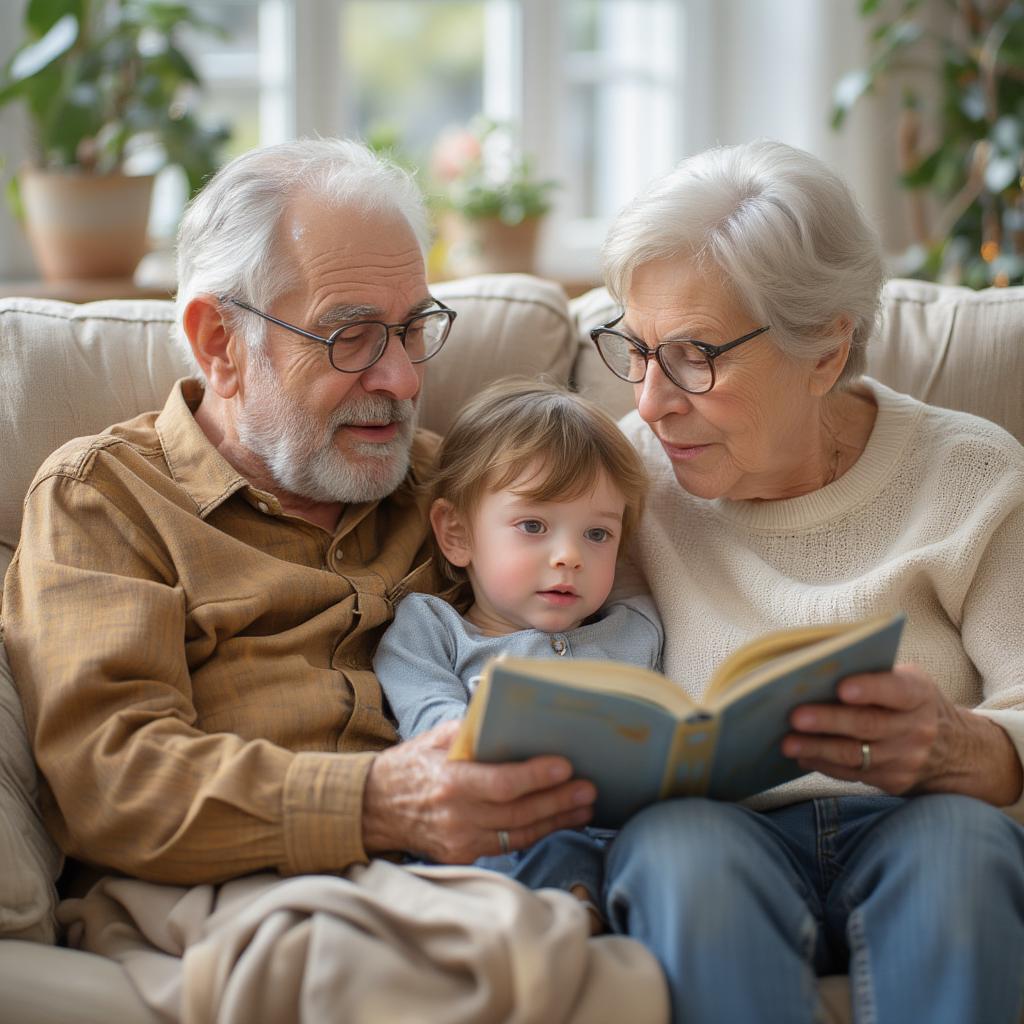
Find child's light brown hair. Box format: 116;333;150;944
431;378;649;582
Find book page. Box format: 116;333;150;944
474;656;698;717
704;613;905;709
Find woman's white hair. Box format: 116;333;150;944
602;140;885;385
174;137;430;375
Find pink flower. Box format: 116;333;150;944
431;127;482;182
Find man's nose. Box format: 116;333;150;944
359;330;421;400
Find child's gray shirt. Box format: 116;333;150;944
374;592;663;739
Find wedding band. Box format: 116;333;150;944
859;741;872;772
497;829;511;855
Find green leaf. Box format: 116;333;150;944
870;21;895;43
7;14;79;84
156;44;200;85
860;0;881;15
831;69;872;129
26;0;85;37
5;175;24;221
900;147;945;188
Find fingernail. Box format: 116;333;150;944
794;710;814;729
573;784;595;806
549;762;571;783
843;682;861;701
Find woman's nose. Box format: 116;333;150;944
636;358;691;423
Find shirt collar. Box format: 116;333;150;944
155;378;252;518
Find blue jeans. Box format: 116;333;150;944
604;795;1024;1024
477;826;613;904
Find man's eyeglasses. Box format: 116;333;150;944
590;314;770;395
226;297;457;374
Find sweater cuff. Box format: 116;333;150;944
972;709;1024;822
281;751;377;874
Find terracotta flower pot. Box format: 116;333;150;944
441;212;543;278
19;170;155;282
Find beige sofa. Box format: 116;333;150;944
1;273;1022;1022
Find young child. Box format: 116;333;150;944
373;378;662;925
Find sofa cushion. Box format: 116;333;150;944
0;639;63;943
426;273;576;435
866;278;1024;445
0;298;187;578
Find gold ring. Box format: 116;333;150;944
859;741;872;772
497;829;511;855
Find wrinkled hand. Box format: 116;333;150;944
782;664;1022;806
362;720;596;862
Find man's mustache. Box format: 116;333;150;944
329;396;415;430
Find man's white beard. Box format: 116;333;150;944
237;355;416;504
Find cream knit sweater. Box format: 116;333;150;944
619;378;1024;821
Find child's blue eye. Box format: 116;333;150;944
585;527;611;543
516;520;546;535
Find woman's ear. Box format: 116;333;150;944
430;499;473;568
808;315;854;396
182;294;244;398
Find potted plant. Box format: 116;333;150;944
429;117;559;278
832;0;1024;287
0;0;230;282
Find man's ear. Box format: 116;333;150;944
808;314;854;397
182;294;244;398
430;499;473;568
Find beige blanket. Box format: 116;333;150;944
58;860;668;1024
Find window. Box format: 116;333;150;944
171;0;690;279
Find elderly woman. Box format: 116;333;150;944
593;140;1024;1023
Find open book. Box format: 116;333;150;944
449;611;906;827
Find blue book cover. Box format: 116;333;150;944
451;612;906;827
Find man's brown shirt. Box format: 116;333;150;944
3;379;440;882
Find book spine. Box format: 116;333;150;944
660;717;720;798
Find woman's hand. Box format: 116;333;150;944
783;664;1023;807
362;720;596;862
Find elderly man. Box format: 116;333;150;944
3;138;595;887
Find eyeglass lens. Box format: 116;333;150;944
329;310;452;371
595;333;713;393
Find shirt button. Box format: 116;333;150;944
551;636;567;656
257;501;269;514
333;549;344;562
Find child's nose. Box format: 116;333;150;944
551;540;583;570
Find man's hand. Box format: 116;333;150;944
782;664;1023;807
362;720;597;862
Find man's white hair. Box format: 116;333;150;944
174;137;430;376
601;140;885;385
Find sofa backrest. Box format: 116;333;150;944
2;274;1022;579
